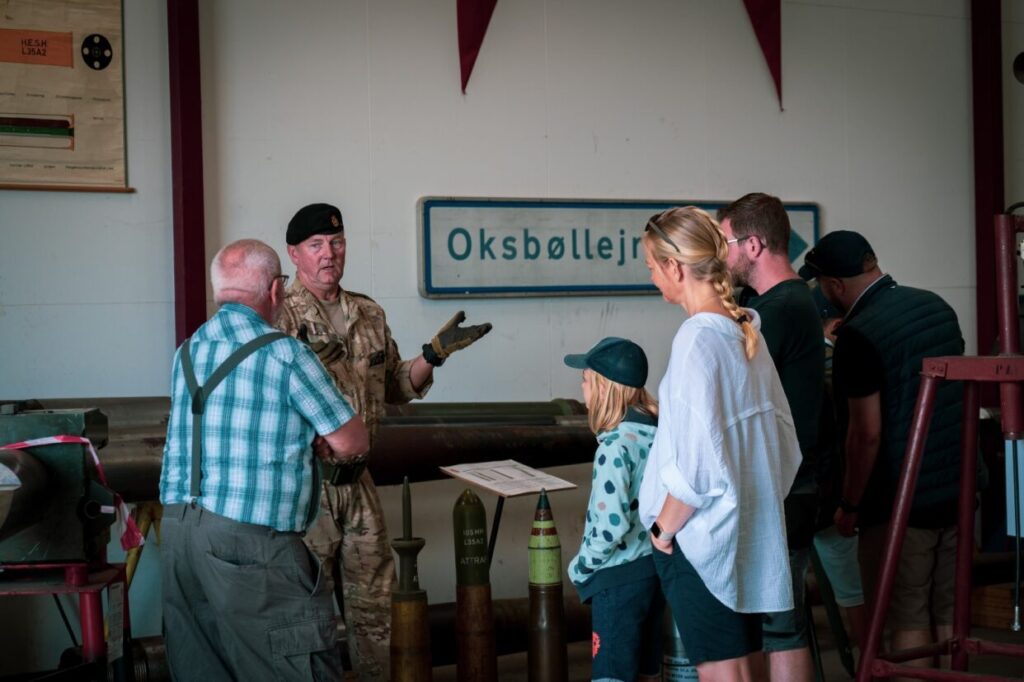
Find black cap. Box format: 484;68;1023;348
564;337;648;388
798;230;875;280
286;203;344;245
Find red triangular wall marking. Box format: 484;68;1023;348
458;0;498;93
742;0;783;110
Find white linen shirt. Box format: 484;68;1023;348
639;310;802;614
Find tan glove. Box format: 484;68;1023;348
422;311;493;366
297;324;347;365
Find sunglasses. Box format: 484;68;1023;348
645;218;681;254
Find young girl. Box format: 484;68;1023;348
564;336;664;682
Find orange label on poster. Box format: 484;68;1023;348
0;28;73;67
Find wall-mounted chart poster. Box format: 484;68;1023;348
0;0;127;191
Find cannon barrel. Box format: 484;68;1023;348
26;398;594;501
0;449;50;541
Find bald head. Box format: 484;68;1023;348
211;239;281;308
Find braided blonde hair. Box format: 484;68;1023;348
644;206;759;360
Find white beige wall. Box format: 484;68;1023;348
0;0;174;400
5;0;1018;401
2;0;1024;674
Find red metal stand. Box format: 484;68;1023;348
857;359;1024;681
857;213;1024;680
0;561;132;679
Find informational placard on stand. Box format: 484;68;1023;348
441;459;577;498
0;0;128;191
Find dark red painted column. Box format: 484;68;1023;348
167;0;207;344
971;0;1003;387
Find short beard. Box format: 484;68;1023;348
729;259;752;288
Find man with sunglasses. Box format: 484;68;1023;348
276;202;492;680
719;193;824;682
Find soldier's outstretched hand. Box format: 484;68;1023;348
422;311;492;366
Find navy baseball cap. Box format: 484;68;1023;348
564;337;648;388
798;230;875;280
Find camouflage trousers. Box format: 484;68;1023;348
304;471;396;682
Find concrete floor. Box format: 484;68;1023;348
432;606;1024;681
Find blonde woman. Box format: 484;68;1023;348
564;337;664;682
638;207;801;681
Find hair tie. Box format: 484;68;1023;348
736;313;750;325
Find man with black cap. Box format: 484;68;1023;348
277;202;492;680
719;193;823;682
800;230;963;667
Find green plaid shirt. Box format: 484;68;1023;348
160;303;355;531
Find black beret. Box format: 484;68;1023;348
286;203;344;245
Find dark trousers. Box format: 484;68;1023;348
161;503;342;681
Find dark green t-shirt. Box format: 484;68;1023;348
748;279;825;493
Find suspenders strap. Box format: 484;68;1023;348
180;332;289;499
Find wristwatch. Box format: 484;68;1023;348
650;520;674;542
839;497;860;514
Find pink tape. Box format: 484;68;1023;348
1;435;145;550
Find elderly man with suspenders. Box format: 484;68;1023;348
159;239;369;680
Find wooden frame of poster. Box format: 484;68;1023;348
0;0;131;192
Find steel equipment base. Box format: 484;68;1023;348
858;356;1024;681
0;561;133;681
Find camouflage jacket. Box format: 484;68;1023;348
277;280;431;444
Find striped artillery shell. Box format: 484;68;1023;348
527;489;568;680
528;490;562;586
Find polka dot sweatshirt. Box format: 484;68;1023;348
569;409;657;593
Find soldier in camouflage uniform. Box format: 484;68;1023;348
277;203;492;681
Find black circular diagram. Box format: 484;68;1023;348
81;34;113;71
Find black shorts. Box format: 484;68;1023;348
590;574;664;679
653;543;763;666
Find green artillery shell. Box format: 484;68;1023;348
528;490;562;585
453;488;489;586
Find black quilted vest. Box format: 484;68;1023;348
838;275;964;525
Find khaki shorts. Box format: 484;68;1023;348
859;524;957;631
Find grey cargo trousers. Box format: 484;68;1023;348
161;503;342;680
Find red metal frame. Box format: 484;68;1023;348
0;561;131;670
857;215;1024;681
971;0;1004;391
